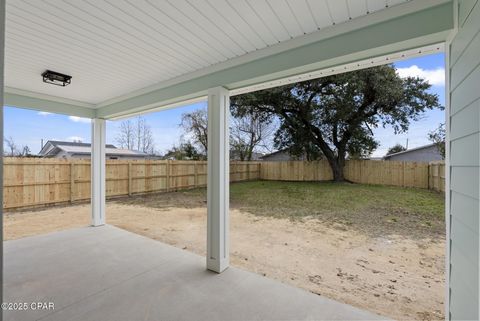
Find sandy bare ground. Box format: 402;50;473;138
4;203;444;321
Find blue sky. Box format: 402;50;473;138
4;53;445;156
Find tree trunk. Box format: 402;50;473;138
325;155;346;182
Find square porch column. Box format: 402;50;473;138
0;0;5;307
91;118;106;226
207;86;230;273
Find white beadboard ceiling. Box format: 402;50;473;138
4;0;410;106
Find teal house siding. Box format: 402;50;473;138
449;0;480;319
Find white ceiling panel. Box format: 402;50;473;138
226;0;278;46
5;0;411;105
285;0;318;33
306;0;334;28
327;0;350;24
347;0;368;19
367;0;389;13
267;0;305;37
247;0;291;42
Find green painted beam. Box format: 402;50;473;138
5;92;96;118
97;1;454;119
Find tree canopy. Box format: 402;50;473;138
180;107;275;161
231;64;442;181
386;144;407;156
428;123;445;159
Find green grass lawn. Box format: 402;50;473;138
116;180;445;238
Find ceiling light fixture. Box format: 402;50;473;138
41;70;72;87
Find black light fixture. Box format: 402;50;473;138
41;70;72;87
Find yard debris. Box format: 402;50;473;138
336;268;358;281
308;275;323;285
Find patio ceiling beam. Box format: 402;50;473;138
96;0;454;119
4;88;96;118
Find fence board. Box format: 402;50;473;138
3;158;261;210
261;160;438;190
3;158;444;211
428;161;446;192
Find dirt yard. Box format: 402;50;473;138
4;181;445;321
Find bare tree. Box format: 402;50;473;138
230;113;276;161
116;120;136;150
116;117;155;154
180;109;208;154
21;145;32;156
4;136;18;156
180;107;276;161
135;117;155;154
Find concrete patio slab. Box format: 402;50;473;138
4;225;388;321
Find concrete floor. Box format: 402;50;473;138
4;225;387;321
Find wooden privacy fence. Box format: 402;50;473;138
428;161;446;192
3;158;261;210
260;160;333;181
344;160;429;188
3;158;445;210
260;160;445;191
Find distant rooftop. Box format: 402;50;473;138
39;140;148;157
383;143;437;158
45;140;116;150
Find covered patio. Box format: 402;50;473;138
0;0;478;320
4;225;383;321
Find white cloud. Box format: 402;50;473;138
67;136;85;142
396;65;445;86
38;111;52;116
68;116;91;124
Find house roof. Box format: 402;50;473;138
384;143;437;158
260;149;288;159
40;140;147;157
48;140;116;149
58;145;147;157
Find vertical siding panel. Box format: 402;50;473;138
449;1;480;319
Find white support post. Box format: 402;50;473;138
91;118;106;227
207;87;230;273
0;0;5;308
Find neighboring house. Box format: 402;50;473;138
383;143;443;162
39;140;149;160
260;149;307;162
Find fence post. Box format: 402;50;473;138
128;162;132;196
194;161;198;187
166;160;170;192
427;162;431;190
70;162;75;203
402;161;406;187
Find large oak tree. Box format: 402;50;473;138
231;65;442;181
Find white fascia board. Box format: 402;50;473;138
5;87;96;118
96;0;454;119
